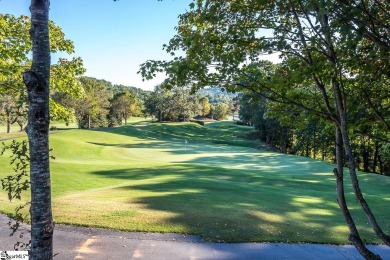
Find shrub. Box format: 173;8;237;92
189;119;205;126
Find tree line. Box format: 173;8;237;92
52;76;233;128
144;81;232;122
238;90;390;176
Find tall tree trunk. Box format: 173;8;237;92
339;117;390;245
313;141;316;159
320;1;390;244
305;142;309;157
333;127;379;259
379;156;384;174
292;6;387;254
6;114;11;133
313;125;317;159
333;79;390;246
18;121;24;132
362;137;370;172
373;141;379;173
23;0;53;259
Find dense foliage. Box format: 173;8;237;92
0;14;85;131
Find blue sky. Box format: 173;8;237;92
0;0;192;90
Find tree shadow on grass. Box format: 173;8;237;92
81;124;389;243
88;163;385;244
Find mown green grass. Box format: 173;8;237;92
0;121;389;244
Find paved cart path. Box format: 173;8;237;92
1;214;389;259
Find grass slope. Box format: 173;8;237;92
0;121;389;243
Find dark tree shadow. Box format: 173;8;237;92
66;123;389;243
89;162;386;243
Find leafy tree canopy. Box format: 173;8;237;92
0;14;85;124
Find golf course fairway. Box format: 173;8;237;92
0;122;389;244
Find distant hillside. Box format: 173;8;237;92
196;87;238;105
